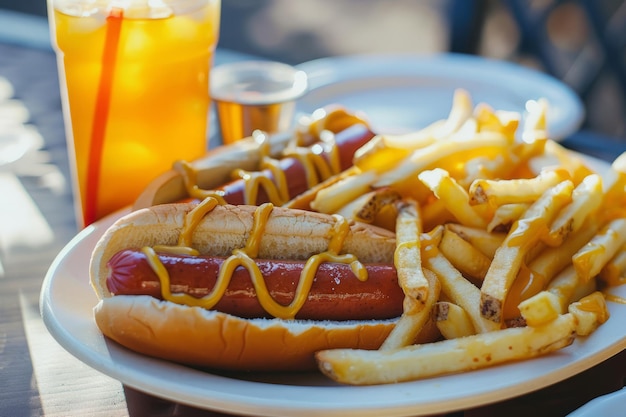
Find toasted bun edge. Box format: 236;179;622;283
94;295;440;372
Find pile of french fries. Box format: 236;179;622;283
305;89;626;385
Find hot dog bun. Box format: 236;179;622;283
94;296;415;371
90;203;439;371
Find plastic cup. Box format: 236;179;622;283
47;0;221;227
210;60;308;145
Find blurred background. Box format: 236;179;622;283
0;0;624;139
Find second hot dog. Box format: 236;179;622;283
133;108;375;209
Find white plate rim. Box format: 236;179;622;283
567;386;626;416
295;52;585;140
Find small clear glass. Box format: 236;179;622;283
210;60;308;144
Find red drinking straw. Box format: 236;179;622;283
83;7;124;226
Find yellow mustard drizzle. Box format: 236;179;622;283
151;197;220;256
286;148;323;189
174;160;227;204
179;196;220;248
233;169;286;206
261;156;290;202
284;139;341;185
234;138;341;206
237;131;290;204
142;201;368;319
241;202;273;258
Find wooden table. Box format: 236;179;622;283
0;39;624;417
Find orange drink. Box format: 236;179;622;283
48;0;221;226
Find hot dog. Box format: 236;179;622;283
106;250;405;320
133;107;375;210
90;200;440;371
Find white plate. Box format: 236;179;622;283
567;387;626;417
296;53;584;140
40;157;626;417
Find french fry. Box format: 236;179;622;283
453;105;536;185
376;118;457;153
441;89;474;137
310;170;377;214
418;168;488;228
444;223;506;258
421;198;456;232
517;291;562;327
543;140;595;185
545;174;603;246
388;87;476;153
374;131;511;189
354;188;401;224
480;180;574;323
487;203;529;233
335;188;401;227
316;314;577;385
380;268;440;350
598;244;626;287
393;200;430;304
469;168;569;206
283;166;360;210
502;218;600;316
376;121;443;150
438;227;491;282
530;217;600;279
450;118;479;141
572;217;626;282
334;191;376;222
424;237;501;334
368;89;474;153
434;301;476;339
507;137;548;177
461;136;548;188
568;292;610;336
352;134;411;173
379;201;438;350
569;278;599;307
458;157;500;188
475;103;519;141
547;265;597;313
